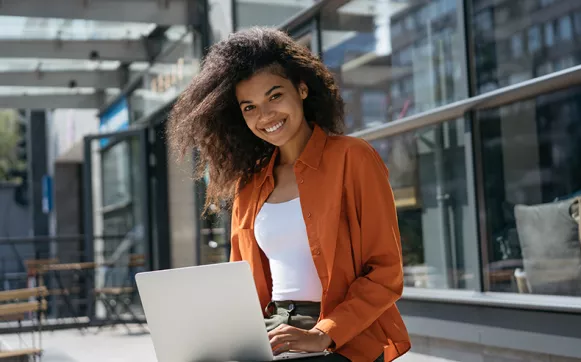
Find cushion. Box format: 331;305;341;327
514;198;581;296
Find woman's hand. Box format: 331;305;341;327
268;324;332;355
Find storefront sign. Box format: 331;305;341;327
99;97;129;147
42;175;52;214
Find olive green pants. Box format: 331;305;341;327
264;301;383;362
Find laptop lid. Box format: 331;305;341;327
135;261;274;362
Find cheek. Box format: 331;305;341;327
244;117;256;131
243;116;263;137
286;99;304;121
280;98;301;117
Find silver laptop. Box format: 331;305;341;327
135;261;327;362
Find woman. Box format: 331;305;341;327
168;27;411;362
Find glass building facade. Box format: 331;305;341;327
83;0;581;359
229;1;581;358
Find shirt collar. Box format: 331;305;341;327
256;124;328;188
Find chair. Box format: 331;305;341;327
94;244;146;333
514;197;581;295
0;286;47;361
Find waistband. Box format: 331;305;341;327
273;301;320;309
266;300;321;317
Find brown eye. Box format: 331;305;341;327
270;93;282;101
244;105;256;112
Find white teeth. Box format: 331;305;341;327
265;120;285;133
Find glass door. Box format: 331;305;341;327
83;127;151;319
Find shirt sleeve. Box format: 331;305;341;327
315;141;404;350
229;196;242;262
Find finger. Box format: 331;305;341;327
270;333;294;349
268;324;293;338
273;341;292;356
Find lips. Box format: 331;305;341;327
263;119;286;133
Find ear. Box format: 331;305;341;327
299;82;308;100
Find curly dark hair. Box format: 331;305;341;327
167;27;344;213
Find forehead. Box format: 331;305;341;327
235;70;291;99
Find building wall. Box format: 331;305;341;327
167;150;197;268
48;109;99;162
46;109;99;237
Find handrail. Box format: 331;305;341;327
0;234;126;245
403;287;581;314
350;64;581;141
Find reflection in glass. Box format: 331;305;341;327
197;173;230;265
129;31;200;122
478;86;581;296
96;135;148;318
101;142;131;207
323;0;466;134
371;119;478;290
235;0;316;29
470;0;581;94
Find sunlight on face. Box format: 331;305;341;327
235;68;308;147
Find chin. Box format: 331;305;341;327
264;134;291;147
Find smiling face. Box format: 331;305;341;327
235;68;308;147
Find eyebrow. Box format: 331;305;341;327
265;85;283;96
239;85;283;106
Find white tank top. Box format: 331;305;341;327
254;198;322;302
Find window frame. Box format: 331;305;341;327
225;0;581;312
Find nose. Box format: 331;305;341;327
260;107;277;124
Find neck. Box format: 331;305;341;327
278;120;312;165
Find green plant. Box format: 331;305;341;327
0;109;25;183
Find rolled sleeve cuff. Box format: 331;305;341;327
315;318;349;351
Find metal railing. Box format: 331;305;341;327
0;234;148;333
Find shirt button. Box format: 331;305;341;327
307;212;312;218
300;179;304;184
313;247;321;255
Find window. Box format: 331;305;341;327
361;91;388;129
558;15;573;41
101;142;131;207
528;26;541;53
470;0;581;94
370;119;479;290
391;21;403;37
324;0;467;133
234;0;316;29
196;173;230;265
575;12;581;35
477;86;581;296
536;61;554;76
511;33;523;58
544;21;555;46
405;14;414;30
130;30;199;121
474;10;493;32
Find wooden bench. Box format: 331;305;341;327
0;348;42;359
24;259;59;276
0;287;47;360
94;287;135;295
0;287;47;303
0;301;47;317
129;254;145;268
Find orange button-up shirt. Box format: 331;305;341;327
230;125;411;362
